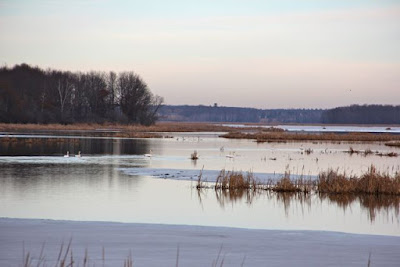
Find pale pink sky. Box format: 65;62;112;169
0;0;399;108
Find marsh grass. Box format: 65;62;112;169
376;152;398;157
222;131;400;143
195;166;400;222
190;150;199;160
273;175;313;193
385;141;400;148
345;147;398;157
197;166;400;196
214;170;258;190
304;148;313;155
196;167;205;189
0;122;256;135
317;166;400;195
196;169;314;194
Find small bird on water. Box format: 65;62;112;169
144;150;153;158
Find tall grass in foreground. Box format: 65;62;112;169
21;240;242;267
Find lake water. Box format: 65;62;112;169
0;133;399;236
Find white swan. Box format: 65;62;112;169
75;151;81;158
226;152;235;158
144;149;152;158
64;151;70;158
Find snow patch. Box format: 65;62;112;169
0;218;399;267
119;167;316;182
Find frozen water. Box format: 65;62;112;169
0;218;399;267
119;167;315;182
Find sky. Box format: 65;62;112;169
0;0;399;109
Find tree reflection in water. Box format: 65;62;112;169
198;188;400;222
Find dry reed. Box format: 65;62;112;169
345;147;397;157
385;141;400;148
21;239;233;267
317;166;400;195
214;170;258;190
197;166;400;196
190;150;199;160
0;122;257;134
222;131;400;143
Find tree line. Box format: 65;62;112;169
160;104;399;124
0;64;163;125
159;105;323;123
321;105;400;124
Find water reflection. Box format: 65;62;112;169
1;134;400;177
0;137;151;156
215;189;258;207
320;193;400;222
204;188;400;223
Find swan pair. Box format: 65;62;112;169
64;151;81;158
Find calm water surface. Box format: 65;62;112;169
0;133;399;236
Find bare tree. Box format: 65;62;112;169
55;72;74;122
118;71;154;124
0;64;163;125
107;71;117;106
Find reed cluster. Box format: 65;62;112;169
385;141;400;148
318;166;400;195
197;170;313;193
190;150;199;160
214;170;258;190
345;147;398;157
197;166;400;195
273;175;313;193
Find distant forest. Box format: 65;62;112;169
159;105;323;123
321;105;400;124
159;104;400;124
0;64;163;125
1;65;398;125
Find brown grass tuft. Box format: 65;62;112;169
345;147;397;157
190;150;199;160
385;141;400;148
214;170;257;190
318;166;400;195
